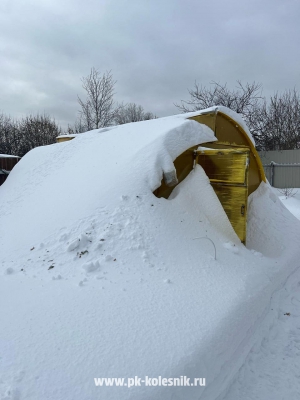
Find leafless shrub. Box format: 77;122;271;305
278;187;298;199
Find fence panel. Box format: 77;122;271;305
262;163;300;188
259;150;300;188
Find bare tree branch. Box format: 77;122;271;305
252;89;300;150
77;68;118;130
175;80;263;119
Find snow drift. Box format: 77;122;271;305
1;108;300;400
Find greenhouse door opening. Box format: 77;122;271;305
196;147;250;244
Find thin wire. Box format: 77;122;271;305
193;237;217;260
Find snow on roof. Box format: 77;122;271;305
0;115;215;252
0;154;20;158
1;111;300;399
56;134;78;139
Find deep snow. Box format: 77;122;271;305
221;189;300;400
1;109;300;400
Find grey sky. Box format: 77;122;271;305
0;0;299;130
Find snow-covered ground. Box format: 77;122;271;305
221;189;300;400
1;109;300;400
221;266;300;400
277;188;300;221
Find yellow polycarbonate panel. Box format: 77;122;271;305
56;136;74;143
196;148;249;185
196;148;249;243
189;111;266;195
153;109;266;244
189;111;217;133
212;184;248;243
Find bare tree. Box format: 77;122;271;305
67;116;87;134
176;80;263;113
175;81;300;150
251;89;300;150
17;114;61;156
0;113;19;155
175;80;263;133
77;68;118;131
114;103;156;125
0;113;61;157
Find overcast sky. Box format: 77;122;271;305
0;0;299;130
